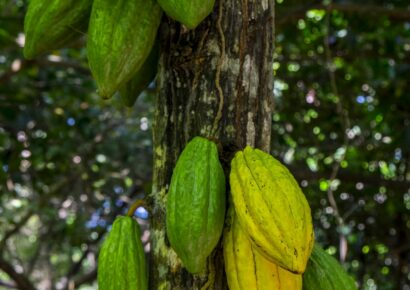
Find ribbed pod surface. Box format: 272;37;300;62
87;0;162;99
119;40;159;107
98;216;147;290
24;0;92;59
303;245;357;290
224;209;302;290
166;137;226;273
230;146;314;274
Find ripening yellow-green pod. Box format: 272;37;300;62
230;146;314;274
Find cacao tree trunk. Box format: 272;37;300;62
148;0;275;288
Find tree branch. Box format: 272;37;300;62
66;249;90;279
0;211;33;252
72;269;97;289
277;3;410;26
0;257;36;290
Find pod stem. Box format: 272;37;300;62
200;253;216;290
126;199;146;217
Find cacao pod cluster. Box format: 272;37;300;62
166;141;357;289
23;1;358;287
224;146;357;289
23;0;216;104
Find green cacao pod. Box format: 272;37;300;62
87;0;162;99
98;216;147;290
23;0;92;59
157;0;215;29
230;146;314;274
119;40;159;107
224;208;302;290
303;245;358;290
166;136;226;273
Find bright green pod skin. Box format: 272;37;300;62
119;41;159;107
87;0;162;99
157;0;215;29
166;137;226;273
303;245;358;290
23;0;92;59
98;216;148;290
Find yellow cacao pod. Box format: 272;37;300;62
223;209;302;290
230;146;314;274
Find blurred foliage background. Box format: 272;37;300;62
0;0;409;289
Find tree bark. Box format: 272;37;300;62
149;0;275;288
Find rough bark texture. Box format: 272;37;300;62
149;0;275;289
